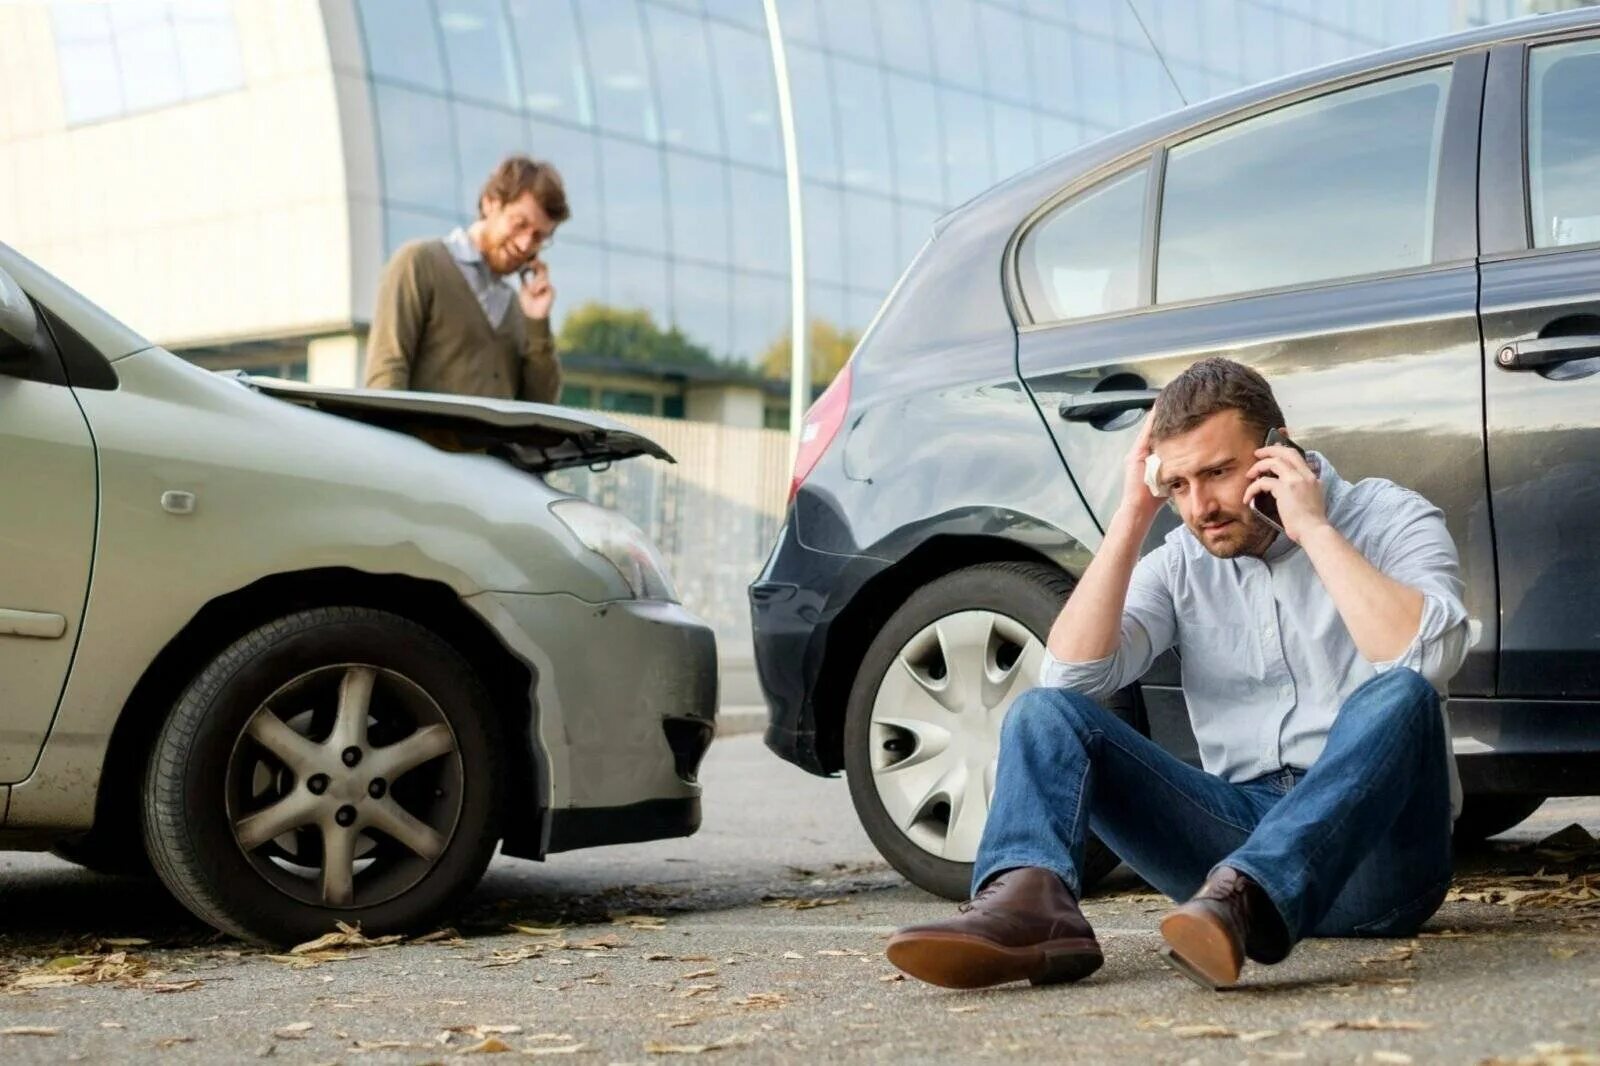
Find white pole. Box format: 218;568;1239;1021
763;0;808;461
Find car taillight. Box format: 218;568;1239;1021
788;363;852;504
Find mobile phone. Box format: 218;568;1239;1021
1249;428;1307;532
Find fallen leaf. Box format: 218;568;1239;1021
644;1036;750;1054
526;1045;587;1056
101;938;152;947
446;1025;525;1040
155;1036;194;1049
1373;1053;1414;1064
463;1035;516;1054
1299;1018;1432;1034
815;948;870;958
570;935;628;951
947;1005;980;1014
732;992;787;1009
510;925;567;938
413;928;463;944
879;973;905;983
781;952;803;961
290;921;403;955
351;1040;422;1052
680;969;718;980
100;1022;125;1030
145;980;203;994
1;1027;60;1037
1172;1024;1234;1039
613;915;669;930
760;896;845;910
1551;947;1582;960
274;1022;314;1039
644;953;675;962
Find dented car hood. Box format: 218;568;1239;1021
227;373;674;472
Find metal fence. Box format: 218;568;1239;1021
546;414;791;653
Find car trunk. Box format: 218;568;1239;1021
225;373;674;472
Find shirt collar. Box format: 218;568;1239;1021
444;226;482;266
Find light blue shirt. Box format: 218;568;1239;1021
1042;453;1469;814
443;226;514;328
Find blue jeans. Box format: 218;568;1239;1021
974;668;1453;943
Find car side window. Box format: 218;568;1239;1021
1528;38;1600;248
1017;164;1148;323
1157;66;1452;305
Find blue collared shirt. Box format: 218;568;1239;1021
1042;453;1469;814
443;226;514;328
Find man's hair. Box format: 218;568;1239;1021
1149;357;1285;443
478;154;570;223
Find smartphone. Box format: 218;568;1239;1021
1249;427;1307;532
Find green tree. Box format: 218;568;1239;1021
556;301;718;368
760;319;859;386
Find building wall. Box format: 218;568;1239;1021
0;0;359;349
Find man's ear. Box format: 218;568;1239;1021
478;194;499;220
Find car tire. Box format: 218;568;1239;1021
843;561;1138;902
142;607;504;944
1452;794;1546;846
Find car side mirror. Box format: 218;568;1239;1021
0;263;39;349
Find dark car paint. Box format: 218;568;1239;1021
752;9;1600;787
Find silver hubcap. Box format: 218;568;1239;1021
226;665;463;909
869;611;1043;863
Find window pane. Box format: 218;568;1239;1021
832;58;892;194
111;2;183;112
1529;39;1600;249
1038;115;1084;159
666;152;732;265
710;23;783;168
374;84;459;213
731;273;789;362
436;0;521;108
775;0;824;44
52;6;123;124
927;0;984;91
385;206;454;257
822;2;880;64
599;137;668;255
886;74;942;204
507;0;593;124
550;238;605;334
704;0;765;30
940;88;993;204
1018;165;1147;322
607;251;671;326
843;191;897;293
788;46;839;184
644;6;724;154
358;0;445;92
871;0;931;76
803;181;845;286
672;262;733;357
1158;67;1450;304
979;4;1029;104
581;0;659;141
172;1;244;97
1027;21;1075;116
455;103;524;214
1071;31;1121;129
729;166;789;275
991;102;1039;182
528;118;603;243
847;290;885;337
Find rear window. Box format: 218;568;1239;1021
1157;66;1451;304
1016;164;1148;323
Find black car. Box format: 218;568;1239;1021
751;9;1600;901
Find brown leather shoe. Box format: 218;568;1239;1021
1159;866;1287;990
885;868;1103;989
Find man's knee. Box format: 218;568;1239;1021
1001;687;1109;747
1355;667;1436;718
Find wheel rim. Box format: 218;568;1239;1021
225;664;464;910
868;610;1044;864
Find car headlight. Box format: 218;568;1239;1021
549;498;678;602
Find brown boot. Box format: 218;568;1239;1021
885;868;1103;989
1159;866;1287;990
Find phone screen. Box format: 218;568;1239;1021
1250;428;1307;531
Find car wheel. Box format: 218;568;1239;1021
844;561;1137;902
142;607;504;944
1453;795;1546;846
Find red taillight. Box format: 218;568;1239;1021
788;363;853;504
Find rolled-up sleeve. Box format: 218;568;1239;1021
1368;493;1470;690
1039;545;1177;700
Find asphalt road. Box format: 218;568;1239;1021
2;734;1598;1064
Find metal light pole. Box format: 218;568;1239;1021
762;0;808;461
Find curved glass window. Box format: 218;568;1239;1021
527;118;604;243
599;137;668;256
358;0;445;91
455;103;524;213
374;84;458;212
787;46;840;184
872;0;932;76
832;58;892;194
709;23;783;169
581;0;659;141
645;5;725;155
1018;164;1148;322
729;166;788;275
436;0;520;108
666;152;733;266
507;0;592;124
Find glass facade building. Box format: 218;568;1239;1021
349;0;1579;384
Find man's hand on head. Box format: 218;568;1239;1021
518;258;555;321
1243;440;1328;543
1116;416;1167;530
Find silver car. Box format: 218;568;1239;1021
0;242;717;943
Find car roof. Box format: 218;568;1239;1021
952;6;1600;231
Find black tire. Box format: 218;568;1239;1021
51;827;154;879
1453;795;1546;846
141;607;504;944
844;561;1137;902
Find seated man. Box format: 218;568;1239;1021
887;357;1467;991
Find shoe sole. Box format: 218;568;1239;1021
1158;910;1242;990
885;931;1103;990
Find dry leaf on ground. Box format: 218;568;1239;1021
1373;1053;1415;1064
526;1045;587;1056
290;921;403;955
1172;1024;1235;1039
613;915;669;930
645;1036;751;1054
760;897;845;910
1480;1043;1600;1066
1299;1018;1432;1034
570;935;628;951
0;1027;60;1037
463;1035;517;1054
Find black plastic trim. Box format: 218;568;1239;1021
536;797;702;856
39;302;118;390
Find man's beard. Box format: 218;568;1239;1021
1190;507;1276;559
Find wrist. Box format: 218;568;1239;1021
1110;500;1159;538
1296;519;1340;550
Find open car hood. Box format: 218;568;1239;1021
226;374;674;472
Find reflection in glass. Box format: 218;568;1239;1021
507;0;593;124
926;0;985;91
580;0;660;141
1017;164;1147;322
1158;67;1450;304
843;191;898;294
599;137;669;255
774;0;824;44
729;166;789;275
671;261;734;357
549;238;606;334
872;0;933;76
666;152;733;266
645;6;725;154
831;58;893;194
732;273;789;360
803;182;846;286
979;4;1030;104
786;46;840;184
704;0;765;31
1529;39;1600;249
939;88;994;204
436;0;520;109
991;102;1040;182
386;205;457;257
822;2;880;63
455;103;524;213
358;0;446;91
528;118;604;242
374;84;459;212
709;22;783;168
607;250;672;325
884;74;942;205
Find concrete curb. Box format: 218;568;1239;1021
715;705;767;739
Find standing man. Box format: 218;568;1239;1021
365;155;567;403
886;357;1468;992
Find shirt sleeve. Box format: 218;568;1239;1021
1367;490;1470;689
1039;545;1178;700
518;315;562;403
363;246;427;391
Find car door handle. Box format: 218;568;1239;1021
1494;336;1600;371
0;608;66;640
1057;389;1160;422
